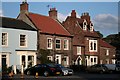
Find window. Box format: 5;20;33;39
90;23;93;32
55;39;61;50
64;39;69;50
106;59;109;64
2;33;8;46
89;40;97;52
94;58;96;63
106;49;109;56
77;47;81;55
47;38;52;49
100;60;103;64
91;58;93;62
47;56;53;61
20;34;26;47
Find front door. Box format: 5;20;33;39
55;55;61;64
2;55;7;71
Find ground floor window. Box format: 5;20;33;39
17;51;36;69
112;59;115;64
86;56;98;66
47;56;53;61
63;56;69;67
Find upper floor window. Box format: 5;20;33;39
83;19;87;30
64;39;69;50
55;39;61;50
20;34;27;47
47;38;52;49
106;49;109;56
90;23;93;32
77;46;81;55
89;40;97;52
2;33;8;46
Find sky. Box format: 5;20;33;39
0;1;119;37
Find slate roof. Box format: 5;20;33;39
0;17;36;31
27;13;71;36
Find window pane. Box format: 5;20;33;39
94;43;96;50
2;33;7;46
64;40;68;50
20;35;26;46
47;38;52;49
56;39;61;49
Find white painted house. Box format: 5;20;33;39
0;17;37;74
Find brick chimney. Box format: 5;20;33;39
81;12;90;23
71;10;76;18
20;1;29;13
49;8;57;20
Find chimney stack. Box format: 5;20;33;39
81;12;90;23
20;1;29;13
71;10;76;18
49;8;57;20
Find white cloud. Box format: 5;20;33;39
58;12;67;22
93;14;118;37
0;9;3;16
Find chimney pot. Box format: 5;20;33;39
71;10;76;18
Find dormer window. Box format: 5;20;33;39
90;23;93;32
83;19;87;30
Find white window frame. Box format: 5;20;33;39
106;59;109;64
2;32;8;47
47;56;53;61
106;49;109;56
83;19;87;30
55;39;61;50
90;23;93;32
17;51;36;69
63;39;69;50
47;38;53;49
19;34;27;47
77;46;81;55
89;40;97;52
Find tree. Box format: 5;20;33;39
95;31;103;38
37;49;52;64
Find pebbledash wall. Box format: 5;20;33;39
0;27;37;73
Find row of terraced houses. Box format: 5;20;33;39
0;2;116;74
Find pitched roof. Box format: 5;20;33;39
1;17;36;31
100;39;115;48
28;13;71;36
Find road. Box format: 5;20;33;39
0;72;120;80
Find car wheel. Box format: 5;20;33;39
27;71;31;75
43;71;49;77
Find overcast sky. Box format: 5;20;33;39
1;1;119;37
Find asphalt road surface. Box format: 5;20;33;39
1;72;120;80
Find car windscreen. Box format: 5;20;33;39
47;64;56;67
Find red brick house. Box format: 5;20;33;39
100;39;116;64
62;10;116;66
17;2;73;67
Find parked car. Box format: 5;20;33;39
54;64;74;76
116;64;120;72
104;64;120;73
24;64;62;77
86;64;109;74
